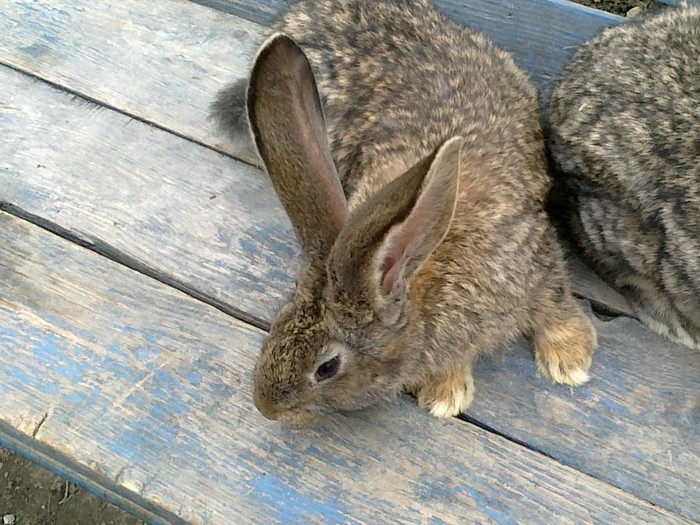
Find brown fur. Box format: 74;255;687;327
546;4;700;349
214;0;597;426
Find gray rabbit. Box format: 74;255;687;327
547;3;700;349
213;0;596;426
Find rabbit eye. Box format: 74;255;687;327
314;355;340;382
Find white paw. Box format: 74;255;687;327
430;394;464;418
426;375;474;418
537;356;590;386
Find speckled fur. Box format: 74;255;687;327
213;0;597;426
547;4;700;349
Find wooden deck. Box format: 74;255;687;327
1;0;698;523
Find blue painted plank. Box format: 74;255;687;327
1;0;698;520
0;210;693;524
436;0;621;98
0;66;297;325
189;0;290;25
0;0;265;164
469;302;700;519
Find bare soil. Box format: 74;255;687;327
572;0;665;16
0;447;143;525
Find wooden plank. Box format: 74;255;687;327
0;0;265;164
190;0;287;25
0;424;185;525
191;0;695;26
0;0;620;169
0;66;298;325
0;210;693;525
567;252;635;317
2;54;699;519
469;304;700;520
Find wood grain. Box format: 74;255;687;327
0;67;298;325
0;423;185;525
0;0;265;164
0;210;693;525
469;302;700;520
2;45;699;520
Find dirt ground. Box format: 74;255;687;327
1;0;668;523
0;447;143;525
573;0;665;16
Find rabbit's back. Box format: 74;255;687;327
547;5;700;348
273;0;548;202
549;5;700;225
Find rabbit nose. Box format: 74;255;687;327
253;390;280;421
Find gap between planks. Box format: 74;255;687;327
0;61;259;168
0;200;270;332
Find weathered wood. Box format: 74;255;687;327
3;210;692;524
0;0;265;164
2;54;700;520
190;0;288;25
0;67;298;325
191;0;696;26
566;252;635;317
469;303;700;520
0;424;184;525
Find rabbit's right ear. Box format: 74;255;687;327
247;34;348;259
327;137;462;327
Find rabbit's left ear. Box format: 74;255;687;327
328;137;462;324
247;33;348;260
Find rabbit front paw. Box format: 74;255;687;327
413;368;475;418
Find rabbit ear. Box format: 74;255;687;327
328;137;462;325
376;137;462;296
247;33;348;259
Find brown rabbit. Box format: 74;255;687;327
213;0;597;426
547;3;700;349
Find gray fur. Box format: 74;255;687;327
547;4;700;349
